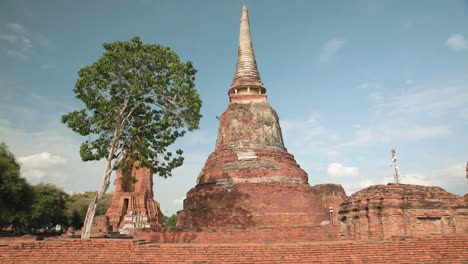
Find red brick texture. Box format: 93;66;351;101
106;164;163;232
338;184;468;240
0;235;466;263
134;225;339;243
312;184;347;224
178;102;328;227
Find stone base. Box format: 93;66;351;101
134;224;339;243
107;192;163;232
178;182;328;227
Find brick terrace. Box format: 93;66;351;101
0;235;466;263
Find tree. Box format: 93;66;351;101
0;143;33;232
163;214;177;227
61;37;202;238
30;183;69;231
65;192;113;230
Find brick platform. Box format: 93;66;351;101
134;225;339;243
0;235;466;263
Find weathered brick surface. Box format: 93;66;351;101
134;225;339;243
106;163;163;233
339;184;468;240
313;184;347;224
178;102;328;227
0;235;466;263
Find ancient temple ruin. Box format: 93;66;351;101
338;183;467;240
106;162;163;233
177;5;328;227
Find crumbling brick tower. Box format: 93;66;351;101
177;5;328;227
106;163;163;232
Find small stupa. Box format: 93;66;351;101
106;162;163;233
177;5;328;227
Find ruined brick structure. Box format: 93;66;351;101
338;183;468;240
0;5;467;263
312;184;347;224
177;5;328;227
106;163;163;233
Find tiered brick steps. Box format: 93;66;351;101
0;235;466;263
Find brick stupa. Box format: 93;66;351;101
177;5;328;227
106;163;163;233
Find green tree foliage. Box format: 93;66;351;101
0;143;33;231
163;214;177;227
61;37;202;238
66;192;113;230
30;183;69;230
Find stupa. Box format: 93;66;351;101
106;162;163;233
177;5;328;227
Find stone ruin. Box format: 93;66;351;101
104;162;163;234
0;5;466;263
100;5;466;242
176;5;329;227
338;183;467;240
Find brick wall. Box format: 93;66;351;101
134;225;339;243
0;235;466;263
339;184;467;240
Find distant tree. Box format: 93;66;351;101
61;37;202;238
163;214;177;227
69;211;83;231
96;192;113;215
0;143;33;232
30;183;69;231
65;192;113;230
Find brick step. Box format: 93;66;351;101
0;235;466;263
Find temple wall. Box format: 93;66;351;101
338;184;468;240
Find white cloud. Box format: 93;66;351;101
380;162;466;192
4;49;28;60
6;23;26;34
319;38;346;63
382;126;450;142
19;152;67;169
18;152;67;183
1;23;52;62
282;114;340;158
368;91;382;103
172;197;185;205
0;118;105;190
384;86;468;119
0;34;17;43
341;161;466;196
339;127;373;148
404;79;413;85
357;82;381;90
327;162;359;178
446;33;468;51
21;36;32;49
40;63;56;70
401;173;435;186
36;33;52;49
177;130;215;147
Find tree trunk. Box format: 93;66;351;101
80;163;113;239
81;126;121;239
80;114;125;239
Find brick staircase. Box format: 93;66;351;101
0;235;466;263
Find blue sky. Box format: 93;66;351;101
1;0;467;215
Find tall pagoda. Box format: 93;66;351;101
177;5;328;227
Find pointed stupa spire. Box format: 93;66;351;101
229;5;266;99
